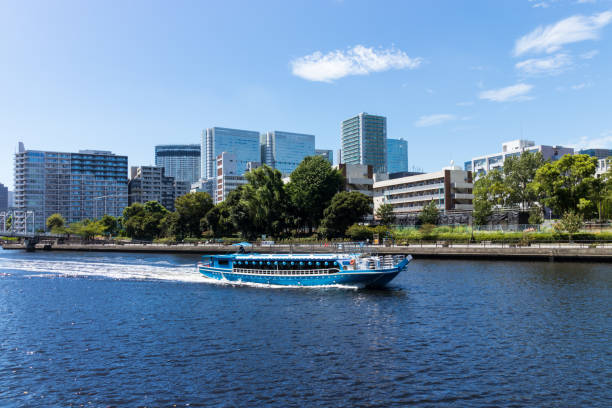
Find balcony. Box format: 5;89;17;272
381;182;444;196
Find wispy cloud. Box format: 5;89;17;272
515;53;572;75
414;114;457;127
291;45;423;82
479;83;534;102
569;131;612;149
581;49;599;59
514;11;612;56
456;101;474;107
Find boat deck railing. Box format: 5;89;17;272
232;268;339;276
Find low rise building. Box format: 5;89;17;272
373;166;473;216
596;158;610;177
190;178;215;198
579;148;612;160
337;164;374;197
465;139;573;178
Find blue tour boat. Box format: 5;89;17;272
197;253;411;288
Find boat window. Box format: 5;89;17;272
218;259;229;266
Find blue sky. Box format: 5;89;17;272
2;0;612;189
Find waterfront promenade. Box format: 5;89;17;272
2;240;612;262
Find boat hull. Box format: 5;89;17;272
198;261;408;289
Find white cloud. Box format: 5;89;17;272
571;82;590;90
515;53;573;75
581;49;599;59
290;45;423;82
514;11;612;56
570;131;612;149
479;83;534;102
414;114;457;127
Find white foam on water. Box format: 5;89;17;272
0;257;361;290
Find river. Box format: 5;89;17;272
0;248;610;407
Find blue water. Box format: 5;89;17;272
0;248;610;407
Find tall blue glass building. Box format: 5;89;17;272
387;138;408;174
13;144;128;232
155;144;200;184
261;131;315;175
315;149;334;164
341;113;387;173
201;127;261;179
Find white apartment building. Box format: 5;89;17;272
596;158;610;178
373;166;473;216
215;152;248;204
465;139;574;178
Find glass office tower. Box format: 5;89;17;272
154;144;200;184
315;149;334;164
13;144;128;232
387;138;408;174
201;127;260;179
341;113;387;173
261;131;315;175
0;183;8;212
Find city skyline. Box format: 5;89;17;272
3;1;612;189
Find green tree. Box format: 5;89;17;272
472;198;493;226
419;200;440;225
122;201;169;240
528;206;544;225
173;192;214;239
553;210;583;236
472;169;510;225
46;213;66;233
99;215;119;236
231;165;289;239
319;191;372;238
503;151;545;209
532;154;598;217
67;219;105;240
203;201;236;238
375;203;395;226
286;156;344;232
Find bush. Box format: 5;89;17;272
345;224;389;241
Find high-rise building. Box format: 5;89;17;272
14;144;128;232
215;152;249;204
154;144;200;184
128;166;189;212
387;138;408;174
315;149;334;164
201;127;260;179
464;140;574;178
0;183;8;212
341;113;387;173
261;131;315;175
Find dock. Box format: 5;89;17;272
2;241;612;262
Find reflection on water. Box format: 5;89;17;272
0;249;610;407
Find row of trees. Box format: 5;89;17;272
473;152;612;225
46;156;374;240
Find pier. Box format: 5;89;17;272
2;240;611;262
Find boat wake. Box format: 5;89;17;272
0;258;361;290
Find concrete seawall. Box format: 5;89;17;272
2;242;611;262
